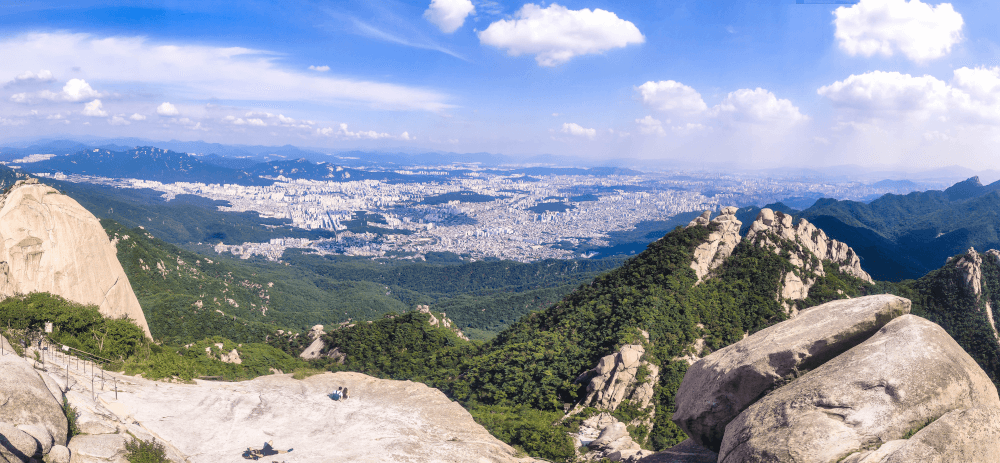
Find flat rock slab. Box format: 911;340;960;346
719;315;1000;463
673;295;910;450
105;371;523;463
637;439;717;463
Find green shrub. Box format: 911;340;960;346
469;404;575;463
124;437;169;463
62;397;80;439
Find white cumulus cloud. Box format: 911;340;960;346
9;78;103;103
561;122;596;139
308;65;330;72
636;116;665;136
110;115;130;125
818;68;1000;123
712;88;808;123
479;3;644;67
834;0;963;62
129;113;146;121
82;99;107;117
61;79;101;101
636;80;708;114
424;0;475;34
157;102;180;116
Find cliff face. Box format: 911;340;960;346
0;179;151;338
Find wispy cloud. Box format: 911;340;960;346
0;32;454;112
350;18;468;61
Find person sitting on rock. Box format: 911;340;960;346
342;387;349;399
329;387;343;401
241;441;292;460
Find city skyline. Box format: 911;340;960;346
2;0;999;171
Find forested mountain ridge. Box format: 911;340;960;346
292;205;1000;461
105;218;619;343
25;146;270;185
295;207;883;460
798;176;1000;281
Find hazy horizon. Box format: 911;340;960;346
2;0;1000;171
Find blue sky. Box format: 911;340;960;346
1;0;999;170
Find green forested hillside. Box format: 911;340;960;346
107;219;617;343
896;250;1000;386
799;176;1000;281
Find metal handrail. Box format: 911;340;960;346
2;329;122;401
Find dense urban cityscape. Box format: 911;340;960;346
34;165;929;262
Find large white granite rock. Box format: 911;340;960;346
718;315;1000;463
673;295;910;451
0;179;150;338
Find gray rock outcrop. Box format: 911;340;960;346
0;421;42;462
0;179;150;338
953;248;1000;341
839;407;1000;463
687;207;742;282
579;344;659;413
573;413;653;463
719;314;1000;463
46;445;70;463
746;209;873;312
299;324;327;360
66;434;127;463
672;295;910;451
416;305;470;341
0;335;69;448
17;424;54;455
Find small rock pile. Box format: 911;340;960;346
648;294;1000;462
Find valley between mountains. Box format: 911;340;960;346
2;174;1000;463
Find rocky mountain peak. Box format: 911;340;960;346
746;207;873;313
0;180;151;337
687;206;742;282
951;248;1000;342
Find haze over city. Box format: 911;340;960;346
2;0;999;172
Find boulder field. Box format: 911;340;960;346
643;295;1000;463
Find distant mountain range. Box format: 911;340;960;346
7;144;649;187
0;137;588;169
794;176;1000;281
